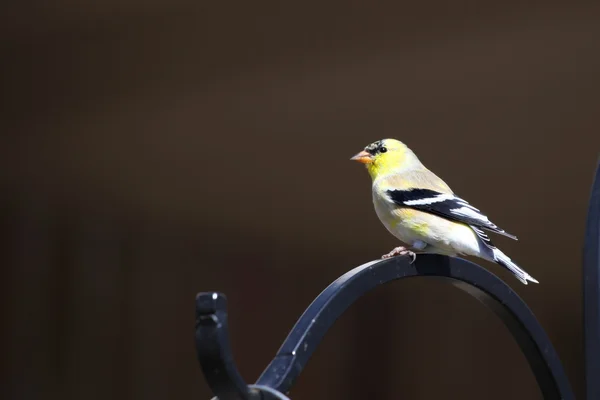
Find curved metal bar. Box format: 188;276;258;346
255;255;574;399
584;159;600;400
195;292;251;400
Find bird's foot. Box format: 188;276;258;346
381;246;417;264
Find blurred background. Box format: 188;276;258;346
1;1;599;399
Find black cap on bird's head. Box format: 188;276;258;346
350;139;393;164
364;140;388;155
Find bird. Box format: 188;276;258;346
350;138;538;285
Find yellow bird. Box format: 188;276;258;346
351;138;538;285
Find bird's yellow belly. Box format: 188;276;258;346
374;201;426;242
373;199;476;255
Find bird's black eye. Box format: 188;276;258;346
379;146;387;153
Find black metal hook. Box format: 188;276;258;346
196;255;575;399
255;255;573;399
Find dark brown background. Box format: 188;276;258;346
2;1;599;399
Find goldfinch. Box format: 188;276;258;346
351;138;538;285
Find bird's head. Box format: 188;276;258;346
350;138;416;180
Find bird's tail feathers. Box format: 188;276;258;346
492;249;539;285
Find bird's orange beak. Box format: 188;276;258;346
350;150;374;164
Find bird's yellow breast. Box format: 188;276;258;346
390;208;430;236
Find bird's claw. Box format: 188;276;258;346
381;246;417;264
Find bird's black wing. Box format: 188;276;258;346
385;188;517;240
